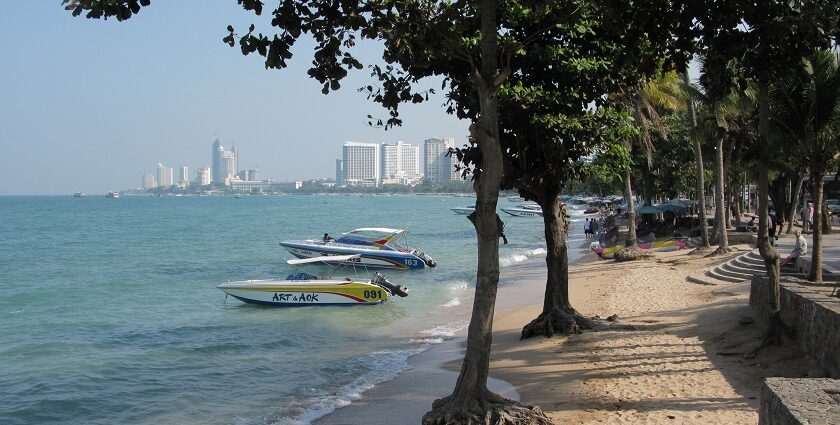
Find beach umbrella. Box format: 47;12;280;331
656;203;689;213
635;205;662;214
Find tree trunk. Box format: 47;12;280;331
684;72;709;248
734;181;743;228
757;78;783;345
786;173;805;234
624;169;637;246
714;135;729;253
424;1;549;423
809;172;825;283
521;187;592;339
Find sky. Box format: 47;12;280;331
0;2;468;195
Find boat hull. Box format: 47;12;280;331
501;207;543;217
218;279;390;306
591;240;687;259
280;241;428;270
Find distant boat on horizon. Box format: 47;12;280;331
105;191;120;198
74;192;86;198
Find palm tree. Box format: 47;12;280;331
616;72;684;255
771;49;840;283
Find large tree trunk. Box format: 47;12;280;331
714;135;729;253
624;169;637;247
521;187;592;339
424;2;549;423
786;173;805;234
756;78;783;347
684;72;710;248
734;180;743;228
809;171;825;283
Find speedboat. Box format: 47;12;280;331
279;228;437;270
218;255;408;306
501;204;543;217
451;205;475;215
105;191;119;198
74;192;86;198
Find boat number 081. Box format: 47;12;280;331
364;290;383;299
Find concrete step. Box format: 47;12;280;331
728;258;766;273
722;261;763;276
713;265;753;281
686;275;717;286
706;268;747;283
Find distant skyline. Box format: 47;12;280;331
0;2;468;195
0;2;700;195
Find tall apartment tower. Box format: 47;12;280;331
157;162;174;187
335;159;344;186
423;137;457;183
212;138;238;184
196;167;211;185
342;142;380;186
381;141;421;184
142;173;156;190
178;166;189;186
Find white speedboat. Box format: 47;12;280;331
501;204;543;217
74;192;86;198
105;191;120;198
279;228;436;270
451;205;475;215
218;255;408;306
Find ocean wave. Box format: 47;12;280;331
248;349;422;425
440;297;461;308
420;323;464;338
499;247;546;268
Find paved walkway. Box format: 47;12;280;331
775;231;840;276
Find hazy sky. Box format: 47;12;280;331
0;2;468;195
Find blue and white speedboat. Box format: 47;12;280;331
279;228;437;270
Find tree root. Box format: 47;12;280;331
745;313;796;359
614;246;653;262
520;308;593;339
422;390;552;425
707;246;734;257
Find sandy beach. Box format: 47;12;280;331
317;243;814;424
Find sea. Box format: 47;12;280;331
0;194;589;425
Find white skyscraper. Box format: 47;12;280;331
424;137;457;183
335;159;344;186
212;138;238;184
178;166;189;187
157;162;174;187
142;173;156;190
196;167;211;185
342;141;380;186
381;141;421;184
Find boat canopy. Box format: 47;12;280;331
336;228;406;247
287;254;362;265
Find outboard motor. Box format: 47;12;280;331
417;251;437;268
372;272;409;297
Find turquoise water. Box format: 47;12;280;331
0;195;586;425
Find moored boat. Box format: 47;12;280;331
279;228;437;270
218;256;409;306
74;192;86;198
451;205;475;215
501;204;543;217
590;240;687;259
105;191;119;198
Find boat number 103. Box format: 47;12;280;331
364;290;384;299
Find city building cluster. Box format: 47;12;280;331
140;138;301;192
335;138;459;187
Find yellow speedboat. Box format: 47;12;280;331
217;255;408;307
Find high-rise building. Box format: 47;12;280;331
196;167;211;185
157;162;174;187
381;141;421;184
212;138;238;184
335;159;344;186
142;173;156;190
238;169;258;181
178;166;189;187
424;137;457;183
342;142;380;186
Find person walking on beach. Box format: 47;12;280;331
590;217;599;237
780;229;807;268
584;218;592;237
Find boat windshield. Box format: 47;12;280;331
335;229;406;249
